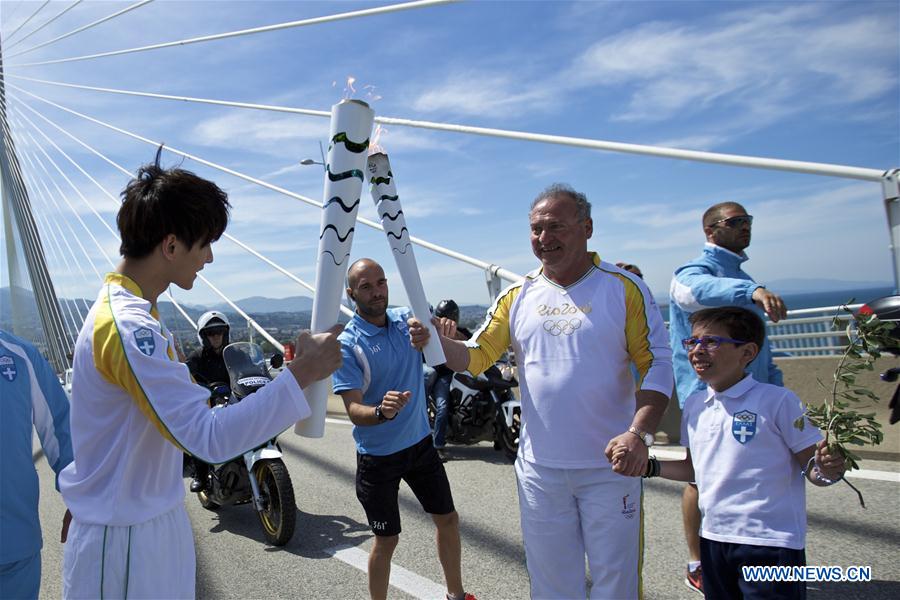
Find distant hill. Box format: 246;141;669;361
762;278;892;294
208;295;313;313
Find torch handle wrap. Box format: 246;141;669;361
367;153;446;367
297;99;374;438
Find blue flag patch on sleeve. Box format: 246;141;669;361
134;327;156;356
0;355;17;382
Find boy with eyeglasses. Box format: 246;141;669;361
613;306;845;599
669;201;788;593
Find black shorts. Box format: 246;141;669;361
700;537;807;599
356;435;455;536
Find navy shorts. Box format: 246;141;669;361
356;435;455;536
701;537;807;600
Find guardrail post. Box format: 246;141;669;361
883;168;900;294
485;265;503;302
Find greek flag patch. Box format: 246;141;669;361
134;327;156;356
0;355;17;382
732;410;757;444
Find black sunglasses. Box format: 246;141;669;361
711;215;753;228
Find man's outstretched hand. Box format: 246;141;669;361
407;318;431;350
752;287;787;322
290;324;344;389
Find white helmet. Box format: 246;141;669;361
197;310;230;346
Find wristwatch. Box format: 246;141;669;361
374;404;396;423
628;426;654;447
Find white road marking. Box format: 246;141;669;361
651;447;900;482
326;416;351;425
327;545;447;600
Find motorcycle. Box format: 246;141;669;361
193;342;297;546
426;360;522;461
860;294;900;425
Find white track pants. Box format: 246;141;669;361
516;458;644;599
63;504;195;599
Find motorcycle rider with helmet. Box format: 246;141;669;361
186;311;231;492
431;300;471;460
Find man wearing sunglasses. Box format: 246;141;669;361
668;201;787;595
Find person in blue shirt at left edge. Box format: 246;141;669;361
1;328;73;600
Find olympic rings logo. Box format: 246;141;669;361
542;318;582;336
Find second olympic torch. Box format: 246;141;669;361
295;99;374;438
367;152;446;366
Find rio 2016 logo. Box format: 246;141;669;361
536;302;592;317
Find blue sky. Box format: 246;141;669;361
1;0;898;319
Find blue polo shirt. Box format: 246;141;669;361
332;307;430;456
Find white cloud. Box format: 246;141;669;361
568;6;897;124
191;112;329;156
411;71;557;118
606;203;702;230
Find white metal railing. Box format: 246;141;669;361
766;304;862;358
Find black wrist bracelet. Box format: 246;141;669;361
643;457;660;478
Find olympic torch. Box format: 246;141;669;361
367;152;446;366
295;99;374;438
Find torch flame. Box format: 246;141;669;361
369;124;387;155
342;76;357;99
363;84;383;102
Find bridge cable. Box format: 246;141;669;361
7;82;525;284
10;98;285;346
6;0;155;60
3;1;51;45
3;95;198;330
14;144;87;337
13;115;102;313
4;1;85;52
12;98;354;321
7;0;457;67
0;104;73;355
7;113;93;334
6;74;887;184
8;99;198;331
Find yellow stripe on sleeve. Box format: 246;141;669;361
466;283;522;376
606;271;655;385
93;285;187;452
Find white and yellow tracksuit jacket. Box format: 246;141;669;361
59;273;310;526
466;253;673;469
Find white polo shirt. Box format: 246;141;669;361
681;375;821;549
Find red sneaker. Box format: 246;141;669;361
685;565;704;595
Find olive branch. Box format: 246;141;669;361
793;302;893;508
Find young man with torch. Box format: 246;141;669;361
414;184;672;599
333;258;475;600
59;153;343;599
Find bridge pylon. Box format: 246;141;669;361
0;41;73;373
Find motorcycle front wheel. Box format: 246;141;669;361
253;458;296;546
496;406;521;462
426;396;437;429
